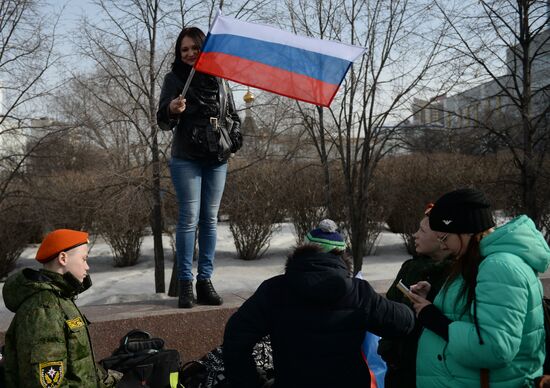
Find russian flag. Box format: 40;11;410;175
194;13;365;107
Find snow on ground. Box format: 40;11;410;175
0;223;411;318
8;220;547;318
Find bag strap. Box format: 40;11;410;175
480;368;489;388
121;330;151;344
542;297;550;326
117;330;167;355
124;338;165;354
219;78;227;124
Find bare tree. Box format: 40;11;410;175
0;0;61;207
0;1;66;275
285;0;454;273
434;0;550;226
70;0;201;292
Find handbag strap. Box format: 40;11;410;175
480;368;489;388
218;78;227;124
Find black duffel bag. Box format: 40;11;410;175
100;329;182;388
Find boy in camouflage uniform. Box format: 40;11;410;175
2;229;117;387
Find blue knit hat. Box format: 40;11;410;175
305;219;346;252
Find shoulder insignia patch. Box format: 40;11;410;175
39;361;64;388
66;317;84;329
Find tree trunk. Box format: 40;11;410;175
351;214;367;276
149;0;165;293
317;106;332;218
348;184;368;275
151;132;165;293
519;1;538;226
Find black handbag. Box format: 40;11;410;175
214;80;241;160
176;71;242;161
187;116;231;162
100;329;182;388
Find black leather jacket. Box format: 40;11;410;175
157;69;241;161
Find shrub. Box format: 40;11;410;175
282;163;327;244
223;162;284;260
95;182;149;267
377;152;504;254
325;164;386;258
281;160;385;258
0;200;38;279
28;171;99;232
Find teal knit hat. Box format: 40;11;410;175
305;219;346;252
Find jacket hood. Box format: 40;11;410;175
481;215;550;274
2;268;91;312
285;246;352;304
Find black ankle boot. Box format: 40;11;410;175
178;280;195;308
196;279;223;305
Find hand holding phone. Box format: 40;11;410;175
396;279;414;301
410;281;431;299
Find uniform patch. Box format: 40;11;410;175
66;317;84;329
39;361;64;388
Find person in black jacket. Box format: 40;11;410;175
377;204;453;388
223;219;415;388
157;27;242;308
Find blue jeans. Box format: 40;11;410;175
170;157;227;281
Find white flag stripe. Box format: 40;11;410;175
210;15;365;62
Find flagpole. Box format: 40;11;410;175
180;4;223;98
180;68;195;98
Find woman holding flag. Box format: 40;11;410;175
157;26;242;309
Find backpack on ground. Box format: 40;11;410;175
180;336;274;388
100;329;182;388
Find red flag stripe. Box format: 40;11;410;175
361;349;378;388
195;52;339;107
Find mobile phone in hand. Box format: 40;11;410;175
396;279;414;300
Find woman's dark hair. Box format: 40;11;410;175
445;234;483;315
172;27;206;70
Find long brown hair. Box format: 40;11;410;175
446;232;492;344
172;27;206;71
445;232;487;315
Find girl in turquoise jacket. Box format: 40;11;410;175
408;188;550;388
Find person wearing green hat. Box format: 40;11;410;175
222;219;415;388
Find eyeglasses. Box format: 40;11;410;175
436;233;449;244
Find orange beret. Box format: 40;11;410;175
36;229;89;263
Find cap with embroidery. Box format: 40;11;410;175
305;219;346;252
428;188;494;234
36;229;89;263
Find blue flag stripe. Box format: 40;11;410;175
202;33;350;85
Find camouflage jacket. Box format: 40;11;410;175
2;268;107;388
